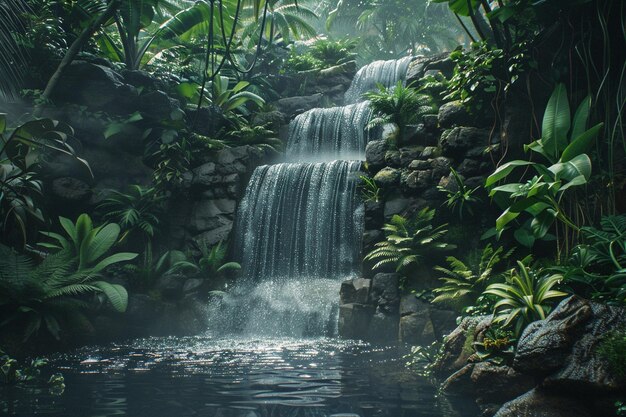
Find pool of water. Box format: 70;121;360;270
1;335;475;417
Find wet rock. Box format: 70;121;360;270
374;167;400;187
252;110;286;131
192;224;233;248
183;278;204;293
384;150;402;167
430;156;453;180
371;273;400;314
275;93;323;118
384;197;411;218
368;312;399;342
382;123;399;143
420;146;441;159
399;145;424;166
434;315;492;376
514;296;626;391
402;170;432;190
138;90;182;121
121;69;165;91
399;297;437;345
470;362;536;403
438;101;473;128
339;303;375;339
340;278;372;305
440;127;492;159
364;200;384;229
362;229;383;254
493;388;594;417
186;105;228;137
188;199;236;233
456;158;483;177
366;140;389;170
423;114;439;131
408;160;430;170
155;274;184;298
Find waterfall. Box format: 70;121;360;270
344;56;414;104
286;102;373;161
212;57;413;338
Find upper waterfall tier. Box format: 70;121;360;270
233;160;364;281
286;101;373;161
344;56;413;104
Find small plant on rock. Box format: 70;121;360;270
437;167;481;220
358;175;382;203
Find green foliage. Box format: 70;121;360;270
39;214;137;273
0;244;129;341
224;124;283;152
358;175;382;203
98;185;165;241
309;38;357;67
282;49;324;73
0;349;65;394
364;82;436;146
404;341;442;379
437;168;481;220
484;261;567;336
486;84;603;248
189;241;241;277
0;0;29;99
0;115;90;246
124;245;194;291
150;139;192;191
432;245;514;313
597;331;626;380
365;208;454;274
445;41;533;112
555;215;626;303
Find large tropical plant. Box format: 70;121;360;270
364;82;436;146
0;244;129;341
365;208;454;274
0;115;90;246
486;84;604;248
39;214;137;272
484;261;567;336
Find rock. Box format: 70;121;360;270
465;176;486;190
514;296;626;392
402;170;432;190
138;90;182;121
188;199;236;233
493;388;594;417
364;200;384;229
440;127;493;159
400;295;421;316
420;146;440;159
424;56;455;78
192;224;233;248
423;114;438;131
399;145;424;166
252;110;286;131
434;315;492;376
373;167;400;187
470;362;536;403
438;101;473;128
275;93;323;118
191;162;218;186
368;312;399;342
384;150;401;167
365;140;389;169
402;125;435;147
408;160;430;170
127;294;164;324
382;123;399;143
338;303;375;339
384;197;411;218
340;279;372;305
362;229;383;254
51;177;92;204
183;278;204;293
371;273;400;314
430;156;453;180
53;61;127;110
456;158;485;177
186;106;228;137
121;69;164;91
441;363;476;396
155;274;184;298
399;310;437;345
319;61;357;77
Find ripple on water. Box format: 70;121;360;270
0;336;477;417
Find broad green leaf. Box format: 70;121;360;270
0;114;6;134
549;153;592;181
93;281;128;312
91;252;137;273
570;95;591;142
531;209;557;238
85;223;121;265
486;160;534;187
560;123;603;162
541;83;570;160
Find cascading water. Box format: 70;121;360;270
344;56;414;104
210;56;413;338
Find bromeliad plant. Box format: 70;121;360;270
484;260;567;336
486;84;604;249
365;208;454;274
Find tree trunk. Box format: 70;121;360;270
35;0;121;116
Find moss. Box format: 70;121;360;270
597;330;626;379
461;325;477;357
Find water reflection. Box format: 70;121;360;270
1;336;475;417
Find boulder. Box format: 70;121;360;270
408;160;430;170
420;146;441;159
368;312;399;342
399;310;437;345
275;93;323;118
440;127;493;159
192;224;233;248
362;229;383;254
340;278;372;305
399;145;424;166
438;101;474;128
434;315;492;376
365;140;389;169
364;200;384;229
470;362;536;403
371;273;400;314
51;177;92;205
384;150;401;167
430;156;453;180
186;106;228;138
514;296;626;392
373;167;400;187
121;69;165;91
188;199;236;233
493;388;594;417
138;90;182;121
384;197;411;218
338;303;375;339
402;170;432;191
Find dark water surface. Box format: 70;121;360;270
2;336;474;417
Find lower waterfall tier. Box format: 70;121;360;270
233;160;364;282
